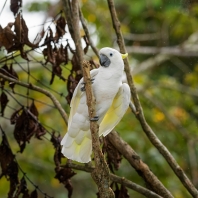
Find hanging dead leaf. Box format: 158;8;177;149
56;44;67;65
55;166;76;198
55;16;66;40
34;124;46;140
66;74;79;104
14;14;37;48
103;136;122;172
7;160;19;197
43;29;54;65
10;0;22;16
29;101;39;117
0;92;9;116
33;28;45;46
51;132;62;166
10;107;23;125
53;132;75;198
0;127;19;197
9;63;19;92
64;44;69;65
13;109;37;153
89;59;99;69
71;53;80;72
30;189;38;198
83;36;89;54
14;177;29;198
0;128;15;177
0;23;15;51
50;65;62;85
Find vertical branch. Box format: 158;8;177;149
82;61;114;198
63;0;114;196
71;0;84;66
107;0;198;197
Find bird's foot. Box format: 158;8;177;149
90;115;99;121
91;78;95;83
81;86;86;91
81;78;95;92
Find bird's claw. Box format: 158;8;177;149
90;116;99;121
81;78;95;92
81;86;86;91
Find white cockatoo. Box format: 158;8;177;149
61;47;131;163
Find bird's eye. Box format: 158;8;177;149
110;53;113;57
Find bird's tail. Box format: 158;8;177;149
61;130;92;163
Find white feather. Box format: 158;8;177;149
61;47;130;163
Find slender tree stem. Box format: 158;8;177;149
107;0;198;197
67;162;163;198
63;0;114;196
82;61;114;198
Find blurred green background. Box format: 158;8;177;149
1;0;198;197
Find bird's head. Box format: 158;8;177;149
99;47;128;68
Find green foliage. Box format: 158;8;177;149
1;0;198;197
25;1;51;12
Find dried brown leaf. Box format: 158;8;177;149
10;107;22;125
15;177;29;198
33;28;45;46
30;189;38;198
51;132;62;166
14;109;36;153
71;53;80;72
55;166;75;198
0;92;9;116
0;127;19;197
56;45;67;65
103;137;122;172
110;183;130;198
0;23;15;51
9;63;19;92
83;36;89;54
66;74;79;104
50;64;64;85
89;59;99;69
34;124;46;140
51;131;61;148
50;71;55;85
64;44;69;65
29;101;39;117
10;0;22;16
14;14;36;48
55;16;66;40
0;64;9;88
43;30;54;65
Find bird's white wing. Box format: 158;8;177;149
68;68;99;129
99;83;131;136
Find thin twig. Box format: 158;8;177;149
106;131;174;198
66;162;163;198
79;7;99;58
124;32;160;41
82;61;114;198
133;54;169;75
107;0;198;197
126;46;198;57
0;73;68;126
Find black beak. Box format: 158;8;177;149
99;54;111;67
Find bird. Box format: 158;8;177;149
61;47;131;163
